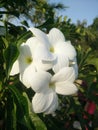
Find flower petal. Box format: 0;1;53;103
52;67;76;83
25;37;39;55
73;63;78;79
53;53;69;73
30;71;51;92
55;81;78;95
34;44;56;70
29;27;50;48
71;57;78;78
18;43;33;72
48;28;65;46
44;93;58;114
19;63;36;88
63;41;76;60
54;41;76;60
32;89;58;113
10;60;19;75
73;121;82;130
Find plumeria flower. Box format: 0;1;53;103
29;27;78;77
10;36;56;88
31;67;78;114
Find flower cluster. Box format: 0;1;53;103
10;28;78;114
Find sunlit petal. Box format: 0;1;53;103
55;81;78;95
48;28;65;46
32;89;57;113
10;60;19;75
54;41;76;60
18;43;33;72
29;27;50;48
30;71;51;92
25;37;39;55
52;67;76;83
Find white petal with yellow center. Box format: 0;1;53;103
34;43;56;71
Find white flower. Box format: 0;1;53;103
48;28;78;75
29;27;78;77
31;67;78;114
73;121;82;130
10;36;56;88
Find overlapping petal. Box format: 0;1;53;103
29;27;50;48
30;71;51;92
34;43;56;71
44;92;58;114
53;53;69;73
51;67;76;83
29;27;57;71
32;89;58;113
19;63;36;88
63;41;77;60
25;37;40;55
48;28;65;46
55;81;78;95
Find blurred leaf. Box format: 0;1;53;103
76;45;92;71
88;58;98;74
87;82;98;104
0;26;6;36
8;85;35;130
2;37;9;48
21;20;29;27
4;44;19;78
16;30;32;46
6;94;17;130
8;24;27;37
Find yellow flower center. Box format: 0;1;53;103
26;57;32;64
49;82;55;89
50;46;54;53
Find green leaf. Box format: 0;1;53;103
12;103;17;129
30;113;47;130
9;85;35;130
88;58;98;74
2;37;9;48
23;92;47;130
16;30;32;46
4;44;19;78
6;94;17;130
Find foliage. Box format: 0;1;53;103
0;0;98;130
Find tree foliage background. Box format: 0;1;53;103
0;0;98;130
